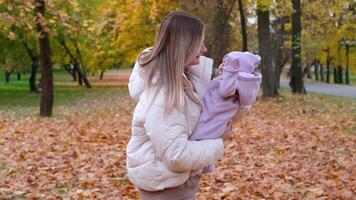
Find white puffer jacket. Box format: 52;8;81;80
126;55;224;191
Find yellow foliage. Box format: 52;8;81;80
106;0;174;66
7;32;16;40
257;0;272;10
284;22;291;32
301;0;355;72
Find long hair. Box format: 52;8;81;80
138;11;204;114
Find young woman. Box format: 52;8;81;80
126;11;233;199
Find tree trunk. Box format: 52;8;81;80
333;67;338;83
35;0;54;117
17;73;21;80
320;64;324;82
274;54;288;90
257;5;276;96
289;0;305;93
325;65;330;83
29;60;39;92
58;38;91;88
100;71;105;80
306;63;312;79
237;0;248;51
73;40;91;88
345;68;350;84
345;46;350;84
72;65;77;81
209;0;236;68
326;48;331;83
23;42;40;92
338;66;343;84
74;62;83;85
5;71;11;83
274;58;285;89
314;60;320;81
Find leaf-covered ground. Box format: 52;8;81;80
0;79;355;199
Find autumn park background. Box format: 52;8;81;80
0;0;355;199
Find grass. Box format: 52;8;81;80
282;71;356;86
0;69;128;116
1;68;354;117
350;74;356;84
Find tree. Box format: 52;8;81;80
208;0;237;66
302;0;355;84
51;0;94;88
271;16;290;90
237;0;248;51
35;0;54;117
85;0;124;77
269;0;292;90
177;0;241;68
0;2;34;87
257;0;277;97
289;0;304;93
0;30;31;84
23;38;40;92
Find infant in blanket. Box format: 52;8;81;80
189;51;262;173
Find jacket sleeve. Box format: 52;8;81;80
128;60;145;101
218;69;239;98
144;103;224;172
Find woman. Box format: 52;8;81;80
126;11;227;199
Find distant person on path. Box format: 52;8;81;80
126;11;241;200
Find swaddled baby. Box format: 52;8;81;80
189;51;262;173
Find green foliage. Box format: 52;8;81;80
1;0;355;78
0;32;31;74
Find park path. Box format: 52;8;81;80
98;70;356;99
280;79;356;98
88;70;131;86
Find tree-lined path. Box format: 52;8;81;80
280;79;356;98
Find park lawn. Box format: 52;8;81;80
0;70;129;116
0;69;75;109
0;74;355;199
350;74;356;85
292;72;356;86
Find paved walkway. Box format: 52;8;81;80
280;79;356;98
104;70;356;99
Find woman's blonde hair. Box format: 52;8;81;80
139;11;204;114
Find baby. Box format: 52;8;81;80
189;51;262;173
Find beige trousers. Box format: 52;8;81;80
138;175;201;200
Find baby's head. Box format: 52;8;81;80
223;51;261;73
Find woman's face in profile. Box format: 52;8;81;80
189;43;207;66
